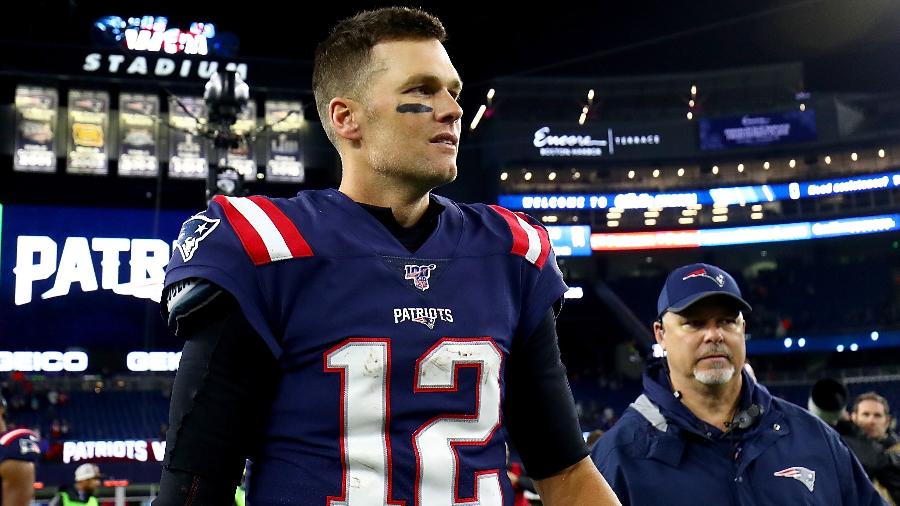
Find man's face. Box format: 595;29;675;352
78;478;100;494
355;39;463;191
655;297;746;387
852;399;890;440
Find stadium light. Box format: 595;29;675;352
500;172;508;181
628;170;635;179
469;104;487;131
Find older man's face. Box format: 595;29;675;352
655;296;746;387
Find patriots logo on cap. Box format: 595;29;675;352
175;213;220;262
774;466;816;492
682;268;726;288
405;264;437;291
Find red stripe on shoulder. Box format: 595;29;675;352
488;205;529;258
247;196;313;258
517;212;552;269
0;429;37;446
212;195;271;265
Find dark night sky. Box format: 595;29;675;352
5;0;900;94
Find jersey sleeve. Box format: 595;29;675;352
0;429;41;464
487;205;568;339
163;195;313;358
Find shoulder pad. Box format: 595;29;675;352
487;205;553;269
165;278;223;330
211;195;314;266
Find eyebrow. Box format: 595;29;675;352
398;73;463;92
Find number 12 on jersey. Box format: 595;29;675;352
325;337;504;506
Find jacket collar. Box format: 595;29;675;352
640;358;772;438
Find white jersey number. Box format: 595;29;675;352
325;338;503;506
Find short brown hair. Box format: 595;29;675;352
312;7;447;145
853;391;890;415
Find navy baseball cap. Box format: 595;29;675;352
657;263;751;319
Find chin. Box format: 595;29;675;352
693;364;736;385
425;164;457;187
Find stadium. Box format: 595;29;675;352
1;1;899;504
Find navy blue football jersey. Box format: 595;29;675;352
0;428;40;505
163;189;567;505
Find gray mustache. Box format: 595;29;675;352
697;345;732;360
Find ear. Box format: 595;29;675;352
329;96;362;142
850;411;859;423
653;319;666;349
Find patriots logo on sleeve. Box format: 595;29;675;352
174;213;221;262
19;435;40;456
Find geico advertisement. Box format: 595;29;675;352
0;204;190;348
0;351;181;372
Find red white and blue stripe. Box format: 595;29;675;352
489;205;552;269
213;195;313;265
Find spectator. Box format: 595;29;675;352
49;463;102;506
850;392;900;505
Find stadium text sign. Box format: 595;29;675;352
13;235;172;305
532;126;661;157
126;352;182;372
63;440;166;464
82;53;248;81
0;351;88;372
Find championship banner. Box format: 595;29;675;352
264;100;304;182
118;93;160;177
67;89;110;175
167;96;208;179
220;100;257;180
14;86;58;173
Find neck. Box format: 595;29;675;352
670;369;743;431
339;164;432;227
0;420;6;433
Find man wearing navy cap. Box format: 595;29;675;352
591;263;886;505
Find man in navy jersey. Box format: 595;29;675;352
0;395;40;506
154;7;620;505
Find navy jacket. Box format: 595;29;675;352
591;360;886;506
